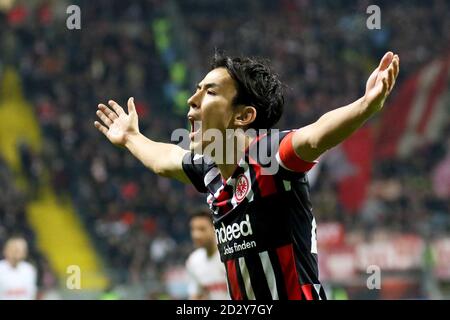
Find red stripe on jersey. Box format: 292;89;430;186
248;156;277;197
278;131;316;172
215;188;232;213
276;244;302;300
301;284;314;300
226;260;243;300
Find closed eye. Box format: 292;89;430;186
207;90;216;96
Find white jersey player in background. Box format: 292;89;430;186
0;236;38;300
185;209;229;300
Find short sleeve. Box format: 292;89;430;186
253;130;317;180
276;130;317;173
182;152;214;193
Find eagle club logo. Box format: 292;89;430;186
235;174;249;202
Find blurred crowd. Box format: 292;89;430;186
0;155;58;297
0;0;448;298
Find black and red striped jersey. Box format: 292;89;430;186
182;129;327;300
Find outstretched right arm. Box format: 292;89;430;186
94;97;190;183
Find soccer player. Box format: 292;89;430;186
0;236;38;300
94;51;400;300
186;209;228;300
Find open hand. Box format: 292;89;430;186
94;97;139;146
364;52;400;112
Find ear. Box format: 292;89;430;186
233;106;257;128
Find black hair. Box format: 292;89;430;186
211;53;284;130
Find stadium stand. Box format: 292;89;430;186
0;0;448;299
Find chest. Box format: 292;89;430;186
0;267;33;296
206;163;287;217
191;257;225;285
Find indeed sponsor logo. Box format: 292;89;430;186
215;214;253;245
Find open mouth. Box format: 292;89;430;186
189;118;201;141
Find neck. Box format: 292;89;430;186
8;260;19;268
205;243;217;257
215;133;253;180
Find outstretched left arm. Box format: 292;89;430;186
293;51;400;162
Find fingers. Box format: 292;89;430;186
94;121;108;136
392;54;400;77
391;55;400;91
379;52;400;95
381;77;389;96
379;51;394;71
108;99;125;116
386;54;400;92
127;97;136;114
98;103;118;121
388;65;395;90
96;108;113;127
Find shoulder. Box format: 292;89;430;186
254;129;293;143
211;250;223;266
251;129;316;176
247;129;293;156
182;152;217;193
186;248;206;268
